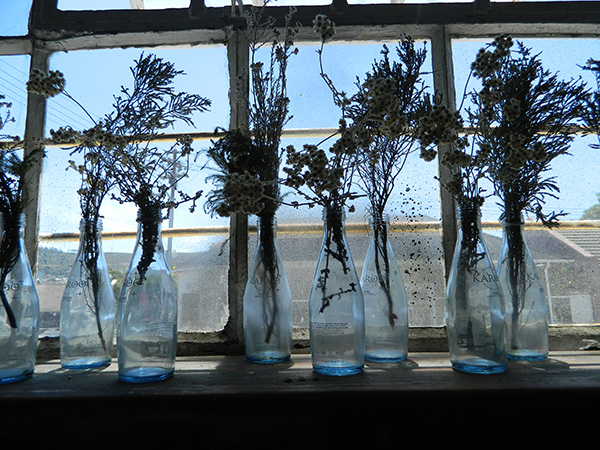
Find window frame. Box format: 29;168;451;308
3;0;600;355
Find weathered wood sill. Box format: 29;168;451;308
2;352;599;446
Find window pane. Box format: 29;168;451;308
46;46;228;135
276;128;445;324
0;1;32;37
0;55;30;138
287;42;384;130
348;0;470;4
37;46;230;332
58;0;190;10
204;0;329;6
286;40;435;130
278;38;445;328
452;37;600;325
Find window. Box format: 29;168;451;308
2;0;600;355
37;45;230;332
0;1;33;37
0;55;30;137
453;38;600;325
57;0;191;10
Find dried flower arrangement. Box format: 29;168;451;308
0;97;42;328
30;54;210;284
346;37;429;328
204;2;300;347
282;15;365;313
467;35;589;227
418;35;588;268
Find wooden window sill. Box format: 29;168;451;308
2;352;599;444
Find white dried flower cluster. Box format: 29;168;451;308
313;14;335;43
283;144;343;197
502;97;521;121
83;124;128;149
529;141;547;162
361;75;409;143
49;126;79;144
472;35;514;110
177;134;194;156
379;110;408;141
363;77;396;118
471;35;513;79
50;123;129;150
26;69;65;98
330;125;363;156
440;148;475;169
494;136;547;183
417;103;465;162
217;171;264;217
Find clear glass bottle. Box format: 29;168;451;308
309;206;365;376
446;204;507;374
361;214;408;362
0;213;40;384
244;215;293;364
497;216;548;361
60;218;115;369
117;207;177;383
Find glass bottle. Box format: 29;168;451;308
361;214;408;362
446;204;507;374
60;218;115;369
0;213;40;384
497;216;548;361
309;206;365;376
244;215;293;364
117;207;177;383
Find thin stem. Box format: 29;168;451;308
371;215;395;328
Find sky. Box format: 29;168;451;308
2;1;600;253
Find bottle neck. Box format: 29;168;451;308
79;217;103;240
135;206;164;248
137;204;163;222
323;205;346;229
456;203;482;228
369;213;390;233
501;212;525;229
257;215;277;234
0;212;26;237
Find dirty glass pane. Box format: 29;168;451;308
0;55;29;138
452;37;600;325
58;0;190;10
275;38;446;329
0;1;32;37
36;45;229;332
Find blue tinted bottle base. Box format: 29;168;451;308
246;351;290;364
0;369;33;385
452;359;507;375
62;357;111;370
508;350;547;361
313;363;363;376
365;350;407;363
119;367;174;383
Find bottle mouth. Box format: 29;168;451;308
136;205;163;222
0;213;27;232
368;212;389;224
257;215;277;227
322;205;346;220
501;213;525;226
79;217;103;231
501;220;525;227
456;205;481;221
